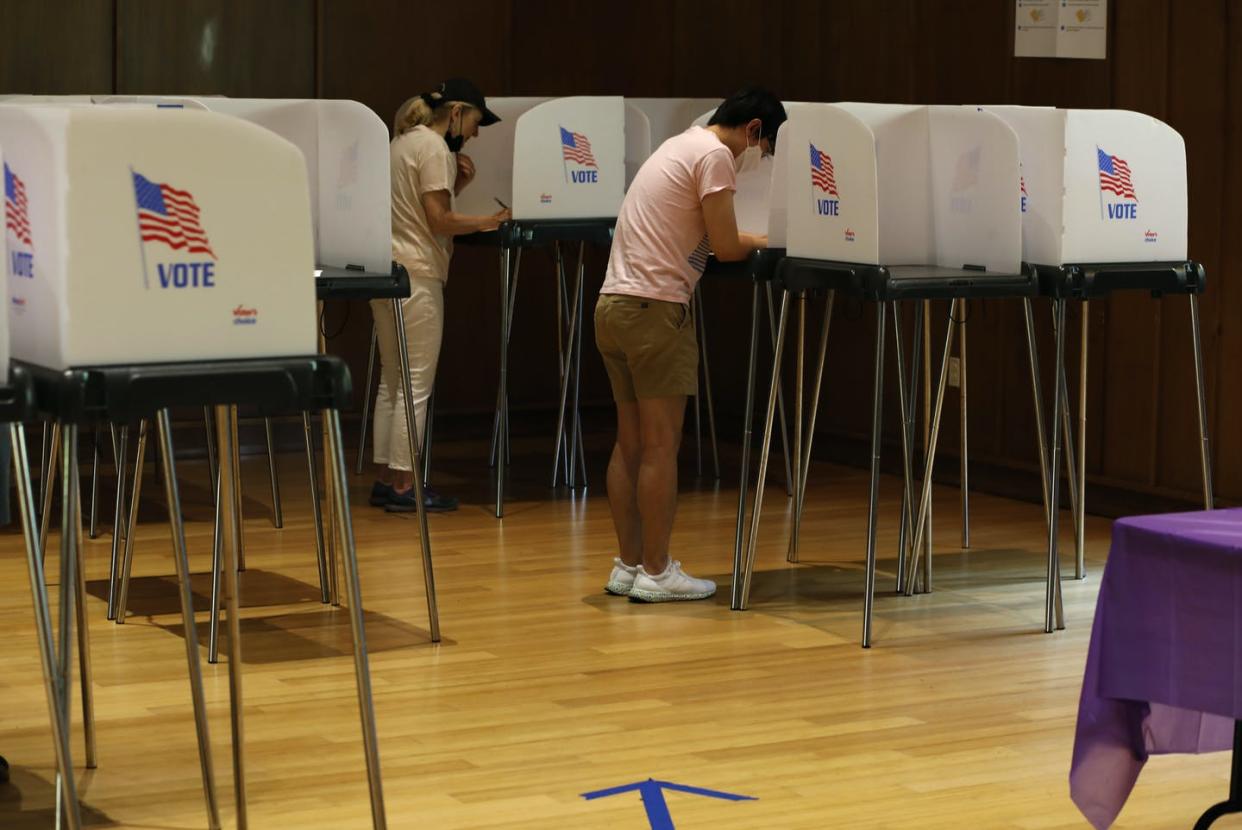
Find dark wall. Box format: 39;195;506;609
0;0;1236;508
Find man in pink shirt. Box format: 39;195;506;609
596;87;786;602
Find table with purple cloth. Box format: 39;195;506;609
1071;508;1242;829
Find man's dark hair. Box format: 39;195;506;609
708;86;787;150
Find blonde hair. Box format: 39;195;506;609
393;92;477;136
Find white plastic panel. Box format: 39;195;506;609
0;105;317;369
512;96;625;220
453;97;548;217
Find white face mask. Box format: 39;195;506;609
734;126;763;174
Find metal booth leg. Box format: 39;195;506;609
155;409;222;829
264;417;283;528
115;419;150;624
1045;300;1068;633
893;302;922;596
12;424;82;830
392;297;441;642
695;283;722;480
738;290;792;609
960;316;970;549
324;408;389;829
1189;293;1215;510
731;282;763;609
303;412;330;604
861;302;889;648
88;426;100;540
356;323;378;476
788;290;835;563
106;424;130;620
764;283;796;497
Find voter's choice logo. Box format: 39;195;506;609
560;127;599;184
5;163;34;281
540;193;553;204
1097;147;1138;221
809;143;839;217
232;304;258;326
1144;229;1159;244
131;169;218;290
844;228;856;242
1020;176;1029;214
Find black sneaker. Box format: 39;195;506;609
385;484;459;513
369;481;396;507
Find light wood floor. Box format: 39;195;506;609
0;445;1235;829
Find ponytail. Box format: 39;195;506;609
393;91;477;137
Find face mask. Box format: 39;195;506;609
445;108;465;153
734;126;762;174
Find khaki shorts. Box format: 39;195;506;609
594;293;698;402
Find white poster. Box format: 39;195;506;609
1015;0;1107;60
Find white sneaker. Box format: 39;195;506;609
628;561;717;603
605;558;639;596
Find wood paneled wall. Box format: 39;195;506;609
0;0;1236;509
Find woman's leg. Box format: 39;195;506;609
384;278;445;498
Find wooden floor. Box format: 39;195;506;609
0;439;1235;829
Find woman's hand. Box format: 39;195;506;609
480;207;511;232
455;154;477;194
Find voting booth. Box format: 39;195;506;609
623;97;721;188
783;103;1021;273
454;96;629;515
983;106;1187;266
735;103;1055;649
0;104;317;369
982;105;1210;586
95;94;442;647
0;103;388;829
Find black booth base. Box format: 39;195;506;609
1032;260;1205;299
19;355;352;424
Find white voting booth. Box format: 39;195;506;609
456;96;627;220
981;105;1188;265
624;97;721;188
0;104;317;369
783;102;1022;272
97;96;391;273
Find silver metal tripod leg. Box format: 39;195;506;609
695;283;721;480
494;248;512;514
490;248;521;471
960;317;970;549
324;409;389;829
155;410;222;830
893;302;921;596
356;323;378;476
569;243;587;490
115;419;150;624
1189;294;1214;510
905;300;960;595
264;417;283;528
788;291;834;563
1022;299;1054;526
740;291;791;609
732;283;763;610
12;424;82;830
393;297;441;642
203;408;218;493
88;426;100;539
214;403;248;829
862;302;888;648
1075;302;1089;579
70;448;96;771
1051;306;1082;560
1046;300;1067;632
39;421;61;564
106;425;130;620
304;412;330;604
551;246;583;489
764;283;796;497
789;295;805;561
208;456;224;664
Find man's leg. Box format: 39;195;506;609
607;400;643;567
636;395;687;575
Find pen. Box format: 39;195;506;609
494;198;510;210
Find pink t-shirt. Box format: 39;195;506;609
601;126;736;304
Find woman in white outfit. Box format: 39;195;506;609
369;78;509;512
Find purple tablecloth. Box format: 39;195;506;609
1071;508;1242;829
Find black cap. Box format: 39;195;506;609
427;78;500;127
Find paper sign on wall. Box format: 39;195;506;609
1015;0;1107;60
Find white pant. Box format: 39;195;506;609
369;276;443;472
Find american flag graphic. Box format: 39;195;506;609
133;171;216;258
5;163;32;248
810;144;838;196
560;127;597;167
952;146;981;192
1020;176;1028;196
1097;148;1136;200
